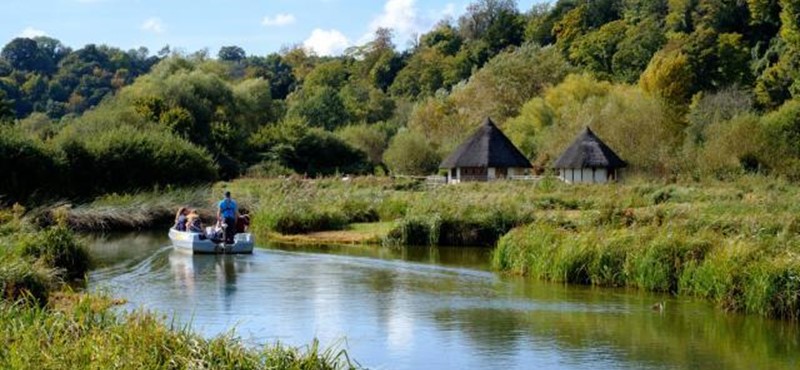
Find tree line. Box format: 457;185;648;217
3;0;800;203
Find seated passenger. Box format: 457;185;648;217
207;222;225;242
236;214;250;233
186;210;204;233
174;207;188;231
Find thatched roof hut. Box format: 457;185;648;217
554;127;626;184
440;118;532;183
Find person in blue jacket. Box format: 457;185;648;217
217;191;239;244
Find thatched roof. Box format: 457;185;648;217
440;118;532;169
553;127;627;169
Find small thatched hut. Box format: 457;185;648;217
440;118;532;183
554;127;627;184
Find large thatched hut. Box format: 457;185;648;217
554;127;627;184
439;118;532;183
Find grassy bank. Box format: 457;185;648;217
0;296;355;369
225;175;800;320
0;210;357;369
229;176;580;246
491;177;800;320
34;186;216;232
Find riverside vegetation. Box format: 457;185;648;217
32;173;800;322
0;208;357;369
218;176;800;320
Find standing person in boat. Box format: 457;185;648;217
217;191;239;244
174;207;189;231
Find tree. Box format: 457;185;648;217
285;128;370;176
421;23;463;55
336;123;390;164
383;130;441;175
640;48;695;105
1;38;52;74
459;0;519;41
287;86;350;130
0;90;13;122
569;20;628;80
611;17;666;83
218;46;246;62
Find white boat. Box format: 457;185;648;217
168;228;254;254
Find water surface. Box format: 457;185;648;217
87;233;800;370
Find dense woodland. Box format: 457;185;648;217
3;0;800;202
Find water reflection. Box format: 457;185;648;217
86;234;800;370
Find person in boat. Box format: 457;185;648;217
186;209;204;233
217;191;238;244
174;207;189;231
236;214;250;233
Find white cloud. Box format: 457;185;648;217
370;0;420;37
141;17;165;34
364;0;451;47
262;13;296;27
440;3;457;19
18;27;47;38
303;29;350;56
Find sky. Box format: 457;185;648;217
1;0;544;57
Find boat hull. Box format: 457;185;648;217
168;229;254;254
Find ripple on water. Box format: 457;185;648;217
85;233;800;370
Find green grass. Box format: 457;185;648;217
0;213;359;369
490;177;800;320
33;186;215;231
227;175;800;320
0;295;357;370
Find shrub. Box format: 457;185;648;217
383;130;441;176
0;257;55;305
0;126;62;203
18;226;91;281
65;126;217;194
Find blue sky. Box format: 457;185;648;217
1;0;544;57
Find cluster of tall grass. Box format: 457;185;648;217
0;208;358;369
35;186;215;231
492;177;800;320
230;176;587;246
0;124;217;204
0;208;89;304
0;294;356;369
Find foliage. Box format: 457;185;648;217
18;226;90;281
383;131;442;176
0;126;61;203
59;126;217;195
336;123;391;165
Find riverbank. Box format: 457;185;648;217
0;211;357;369
226;176;800;320
31;175;800;320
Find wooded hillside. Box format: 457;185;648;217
3;0;800;202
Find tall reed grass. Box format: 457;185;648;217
0;209;359;369
0;294;357;369
492;176;800;320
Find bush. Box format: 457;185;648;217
0;126;61;203
0;257;55;305
383;130;441;176
64;126;217;194
285;129;371;176
18;226;91;281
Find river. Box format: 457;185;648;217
86;232;800;370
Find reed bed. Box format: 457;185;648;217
492;179;800;320
229;175;800;319
0;295;357;370
34;187;215;231
0;211;358;369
